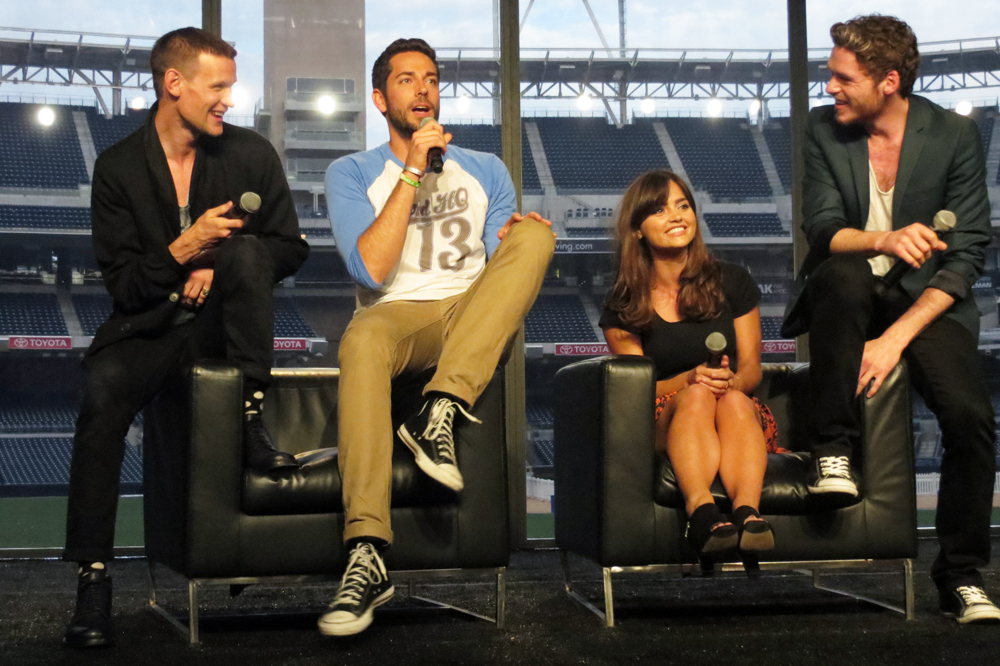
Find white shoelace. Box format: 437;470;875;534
421;398;482;466
956;586;994;607
818;456;852;479
331;544;386;608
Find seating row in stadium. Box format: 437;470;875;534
0;292;318;338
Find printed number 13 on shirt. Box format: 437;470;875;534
417;217;473;272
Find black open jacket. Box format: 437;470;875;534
87;103;309;356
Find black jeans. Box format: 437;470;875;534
64;236;276;563
804;254;996;591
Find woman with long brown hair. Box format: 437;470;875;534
601;169;777;560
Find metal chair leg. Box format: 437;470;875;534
496;568;506;629
904;558;914;620
602;567;614;628
188;581;199;645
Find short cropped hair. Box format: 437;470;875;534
831;15;920;97
150;27;237;99
371;38;438;96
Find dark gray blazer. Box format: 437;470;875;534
782;95;991;338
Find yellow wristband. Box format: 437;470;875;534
399;172;421;188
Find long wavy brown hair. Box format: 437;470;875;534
605;170;724;330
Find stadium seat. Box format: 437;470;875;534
534;118;669;192
0;293;68;336
0;103;89;189
662;117;771;199
525;295;598;343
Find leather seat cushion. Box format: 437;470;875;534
242;443;457;516
653;450;863;514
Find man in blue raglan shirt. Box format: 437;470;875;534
320;38;554;637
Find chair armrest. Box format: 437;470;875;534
143;361;245;574
554;355;657;565
859;360;917;556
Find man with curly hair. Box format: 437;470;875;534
783;14;999;624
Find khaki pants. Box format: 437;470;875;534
337;219;555;543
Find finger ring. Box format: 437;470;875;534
201;288;210;296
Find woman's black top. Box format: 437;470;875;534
599;262;761;381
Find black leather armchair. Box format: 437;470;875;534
142;362;509;643
554;358;917;626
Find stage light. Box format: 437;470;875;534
955;100;973;116
231;83;248;109
576;91;593;111
37;107;55;126
457;95;470;113
317;95;336;115
810;97;825;108
129;96;147;110
640;98;655;115
706;98;722;118
749;99;761;116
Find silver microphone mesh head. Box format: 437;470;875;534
932;210;956;233
239;191;262;214
705;332;727;353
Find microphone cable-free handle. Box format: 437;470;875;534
705;332;727;369
419;117;445;174
876;210;956;295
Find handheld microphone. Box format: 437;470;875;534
705;332;727;369
223;191;261;219
876;210;956;295
419;117;445;174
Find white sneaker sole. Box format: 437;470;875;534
944;608;1000;624
398;425;464;492
318;586;395;636
807;479;858;497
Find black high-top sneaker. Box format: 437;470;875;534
397;394;481;492
318;542;394;636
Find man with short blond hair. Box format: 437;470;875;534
783;14;998;623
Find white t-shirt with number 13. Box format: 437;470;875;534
326;142;516;311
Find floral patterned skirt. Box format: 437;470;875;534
654;391;785;454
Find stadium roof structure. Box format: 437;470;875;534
438;38;1000;124
3;26;999;124
1;27;157;117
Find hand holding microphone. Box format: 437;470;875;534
408;117;449;176
875;210;955;296
687;332;734;396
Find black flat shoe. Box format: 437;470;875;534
732;505;775;553
244;417;299;474
686;503;738;557
64;566;115;649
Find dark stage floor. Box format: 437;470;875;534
2;537;998;665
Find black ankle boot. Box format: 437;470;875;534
244;415;298;474
64;564;114;648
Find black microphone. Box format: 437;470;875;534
705;332;727;369
875;210;956;296
224;191;261;219
419;117;444;174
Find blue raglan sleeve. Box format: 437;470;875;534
326;155;381;289
481;154;516;258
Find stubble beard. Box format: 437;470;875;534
386;102;438;139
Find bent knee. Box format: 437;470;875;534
674;383;717;410
503;218;556;257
